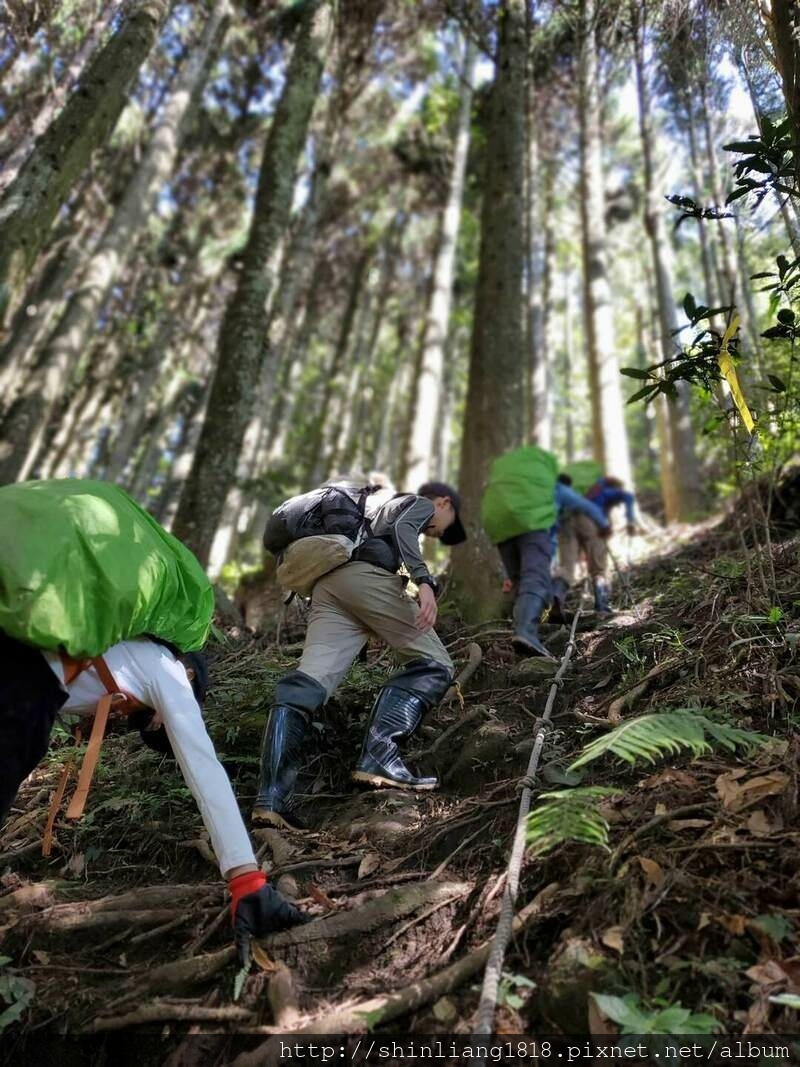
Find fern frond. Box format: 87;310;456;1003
568;711;768;772
526;786;619;855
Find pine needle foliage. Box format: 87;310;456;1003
568;711;768;772
525;787;620;855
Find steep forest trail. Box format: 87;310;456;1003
2;497;799;1056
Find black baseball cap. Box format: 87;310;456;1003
417;481;467;545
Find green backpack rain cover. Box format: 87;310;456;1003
562;459;603;497
481;446;559;545
0;479;213;657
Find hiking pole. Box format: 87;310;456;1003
471;604;582;1038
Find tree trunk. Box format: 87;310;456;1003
633;5;700;521
0;5;119;194
697;76;762;372
685;97;721;308
0;0;173;324
171;0;332;565
761;0;800;180
526;141;555;450
449;0;527;621
738;47;800;255
402;39;475;490
0;4;229;486
577;0;633;488
304;246;372;484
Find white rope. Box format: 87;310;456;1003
472;605;582;1036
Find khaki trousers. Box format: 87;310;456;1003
557;512;607;584
298;562;453;699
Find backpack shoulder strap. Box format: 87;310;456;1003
63;656;147;821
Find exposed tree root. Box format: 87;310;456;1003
232;884;560;1065
87;1001;254;1032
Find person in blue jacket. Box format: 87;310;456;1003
556;474;637;614
501;480;609;657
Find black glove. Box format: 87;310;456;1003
229;872;310;967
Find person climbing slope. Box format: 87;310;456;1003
556;469;639;614
481;446;609;659
0;479;307;964
253;477;466;831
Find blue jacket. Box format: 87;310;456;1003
555;483;610;530
587;479;636;523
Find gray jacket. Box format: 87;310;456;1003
354;493;434;585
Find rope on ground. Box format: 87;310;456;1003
471;606;582;1036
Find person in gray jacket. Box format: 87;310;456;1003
252;481;466;831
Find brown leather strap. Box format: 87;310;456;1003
63;656;147;821
42;762;72;857
65;694;114;820
59;652;92;685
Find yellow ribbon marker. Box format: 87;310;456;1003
717;314;756;435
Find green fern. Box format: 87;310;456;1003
568;710;768;772
526;787;619;854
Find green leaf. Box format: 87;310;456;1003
620;367;652;380
591;993;648;1032
723;139;763;153
777;308;796;324
770;993;800;1008
767;374;787;392
526;786;619;855
683;292;697;318
627;384;659;405
568;711;768;772
753;913;793;943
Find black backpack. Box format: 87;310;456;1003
263;482;379;556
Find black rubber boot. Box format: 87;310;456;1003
512;593;556;660
352;659;451;791
593;577;613;615
251;671;325;831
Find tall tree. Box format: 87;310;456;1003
450;0;527;619
0;5;119;194
0;4;230;485
577;0;633;487
171;0;333;565
402;38;475;490
632;1;700;521
0;0;173;323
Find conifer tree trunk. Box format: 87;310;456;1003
171;0;332;564
304;246;372;484
402;39;475;490
0;5;228;486
0;0;172;324
578;0;633;487
761;0;800;175
450;0;527;620
633;5;699;521
0;5;119;194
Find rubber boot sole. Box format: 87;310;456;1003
250;807;309;833
350;770;437;791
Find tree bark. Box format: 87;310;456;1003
0;0;173;324
450;0;527;621
577;0;633;488
303;246;372;485
0;4;229;486
171;0;332;565
0;5;119;194
632;4;700;521
402;39;475;490
761;0;800;181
